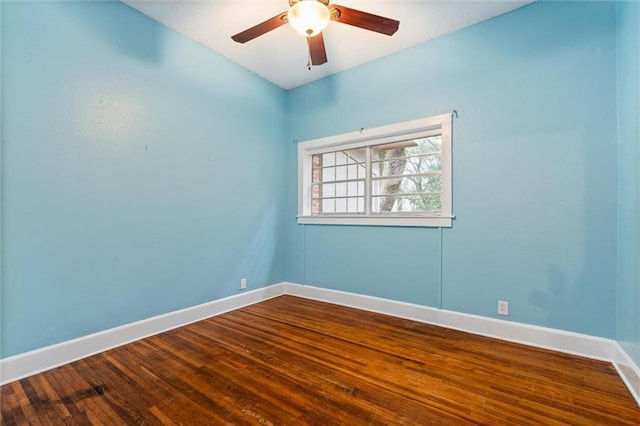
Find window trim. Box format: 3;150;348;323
297;113;453;227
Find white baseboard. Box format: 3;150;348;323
282;283;618;360
2;280;639;407
282;282;640;406
0;284;286;385
613;343;640;406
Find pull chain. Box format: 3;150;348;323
306;36;312;70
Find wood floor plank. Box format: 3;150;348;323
106;345;226;424
245;296;640;423
2;295;639;425
1;385;20;425
210;308;585;423
191;314;473;423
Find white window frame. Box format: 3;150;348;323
298;113;453;227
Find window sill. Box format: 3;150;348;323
297;215;453;228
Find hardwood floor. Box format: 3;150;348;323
1;295;639;425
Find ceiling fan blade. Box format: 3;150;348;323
309;32;328;66
231;11;288;43
329;4;399;36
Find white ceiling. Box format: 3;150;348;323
123;0;533;89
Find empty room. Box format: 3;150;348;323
1;0;639;424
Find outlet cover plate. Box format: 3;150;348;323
498;300;509;316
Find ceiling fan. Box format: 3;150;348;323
231;0;400;68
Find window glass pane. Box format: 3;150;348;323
388;174;442;194
322;167;335;182
374;154;442;175
347;197;358;212
323;183;335;198
372;136;443;176
417;136;441;153
323;152;335;166
372;194;442;213
348;181;358;197
372;174;442;213
370;136;443;213
310;147;375;215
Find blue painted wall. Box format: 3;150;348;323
0;0;633;360
616;1;640;367
285;1;618;337
0;1;286;357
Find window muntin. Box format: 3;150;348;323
370;137;443;214
311;149;366;214
298;113;453;227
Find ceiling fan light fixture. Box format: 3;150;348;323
287;0;330;37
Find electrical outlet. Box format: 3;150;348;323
498;300;509;316
240;278;247;290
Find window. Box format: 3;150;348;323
298;113;453;227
